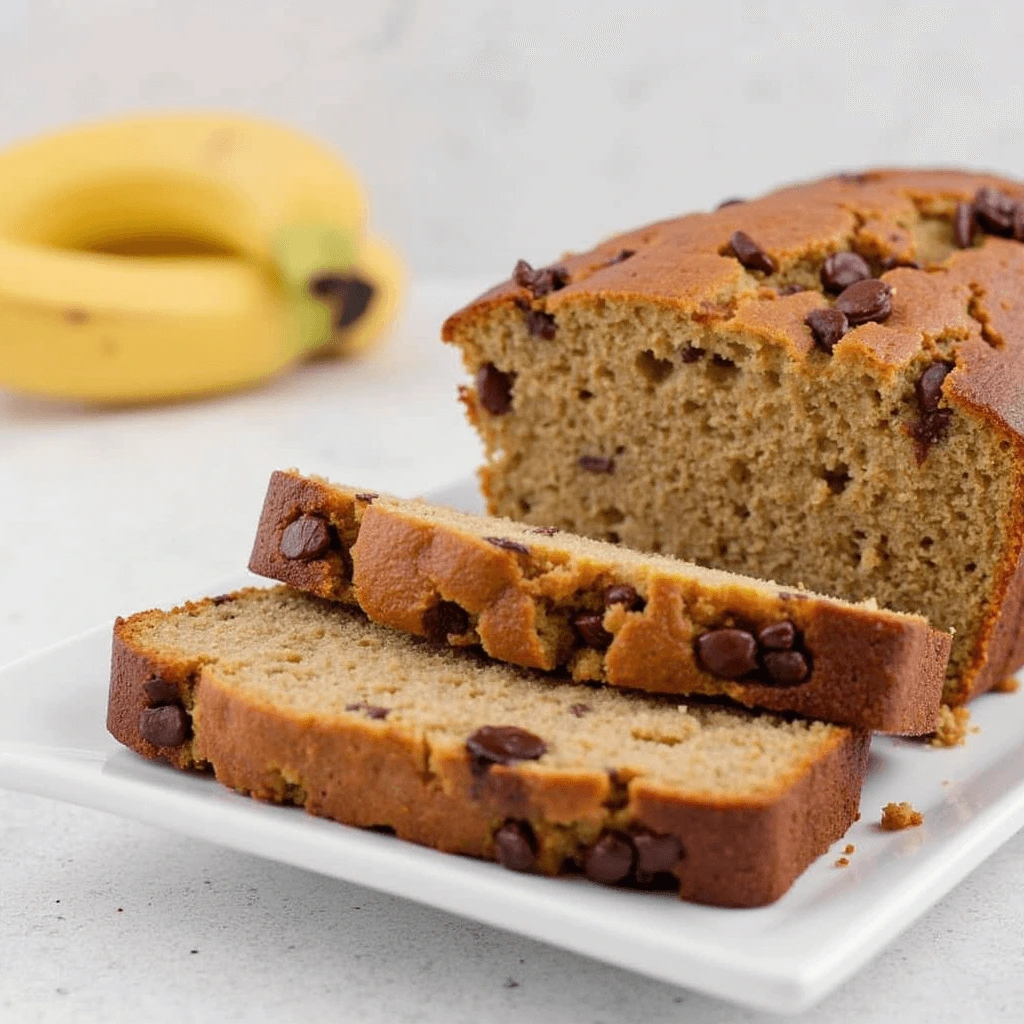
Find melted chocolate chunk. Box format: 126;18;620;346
422;601;470;641
680;344;705;363
280;514;332;561
820;252;872;294
805;308;849;353
525;309;557;339
954;202;976;249
763;650;810;685
578;455;615;474
355;492;378;503
573;612;612;650
716;197;745;208
345;702;390;720
476;363;514;415
973;186;1017;236
143;677;179;707
633;831;682;876
603;584;640;610
916;362;953;414
138;705;189;748
494;820;536;872
569;702;592;718
908;409;954;464
695;628;758;679
728;230;776;274
834;279;893;326
485;536;529;555
777;283;807;296
512;259;569;298
584;832;636;885
608;248;635;264
756;620;797;651
531;526;559;536
466;726;547;768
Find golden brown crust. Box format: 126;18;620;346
248;470;949;733
441;169;1024;708
107;591;870;908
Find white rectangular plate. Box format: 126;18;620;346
3;479;1024;1014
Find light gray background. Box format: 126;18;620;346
3;3;1024;1022
1;1;1022;276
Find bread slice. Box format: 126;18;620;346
248;469;950;734
441;170;1024;707
107;586;869;908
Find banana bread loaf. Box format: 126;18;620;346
442;170;1024;706
107;586;869;908
248;469;950;733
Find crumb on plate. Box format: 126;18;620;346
880;801;923;831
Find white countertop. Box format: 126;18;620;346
2;283;1022;1023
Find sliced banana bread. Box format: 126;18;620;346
248;469;950;733
107;586;869;908
442;170;1024;706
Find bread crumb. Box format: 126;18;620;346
834;857;850;868
992;676;1020;694
880;801;923;830
843;843;855;855
929;705;971;748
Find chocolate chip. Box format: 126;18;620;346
633;831;682;876
143;677;179;707
954;202;976;249
916;362;953;414
422;600;470;641
908;409;954;464
763;650;810;685
345;702;390;720
494;820;536;872
680;344;705;363
355;492;378;503
835;279;893;326
716;197;745;208
485;536;529;554
210;594;235;606
820;252;872;294
476;363;514;415
695;628;758;679
531;526;559;536
525;309;557;339
138;705;189;748
584;832;635;885
609;248;635;264
578;455;614;474
512;259;569;298
466;726;547;767
573;612;612;650
805;308;849;353
569;702;591;718
756;621;796;651
280;514;332;560
777;283;807;295
973;187;1017;236
603;584;639;610
728;230;776;274
838;172;872;185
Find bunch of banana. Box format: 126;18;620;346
0;113;403;403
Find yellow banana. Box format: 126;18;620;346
0;113;402;403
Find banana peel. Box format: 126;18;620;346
0;112;403;403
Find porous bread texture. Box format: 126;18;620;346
443;169;1024;707
107;587;869;907
248;470;950;733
